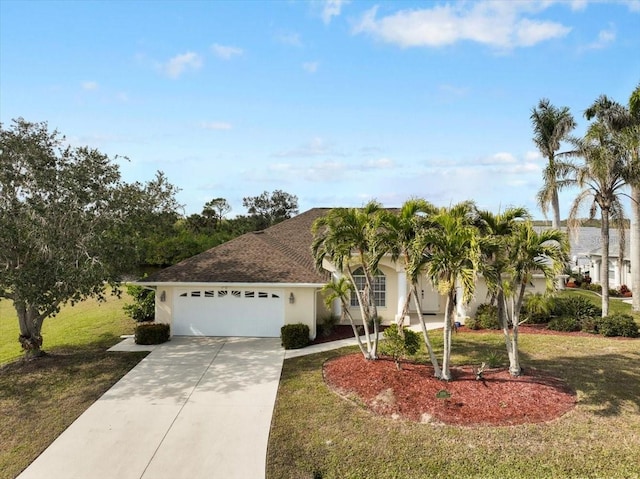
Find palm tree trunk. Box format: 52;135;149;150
342;302;369;359
441;291;456;381
499;290;516;374
601;210;611;317
631;186;640;312
552;188;562;229
410;283;442;377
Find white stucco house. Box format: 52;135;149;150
586;242;632;289
139;208;552;339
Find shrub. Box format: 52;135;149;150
581;283;602;293
609;288;621;298
580;316;600;334
135;322;170;345
553;296;601;322
318;314;339;337
474;303;500;330
597;314;639;338
124;284;155;322
381;324;421;369
548;316;580;332
465;316;480;330
619;285;631;296
281;323;310;349
521;293;554;324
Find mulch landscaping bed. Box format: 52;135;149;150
323;354;576;427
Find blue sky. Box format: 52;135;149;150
1;1;639;218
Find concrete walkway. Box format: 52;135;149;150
17;336;284;479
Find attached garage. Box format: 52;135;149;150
172;288;285;337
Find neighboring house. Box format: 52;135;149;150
587;242;632;289
140;208;551;339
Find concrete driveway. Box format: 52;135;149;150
17;336;285;479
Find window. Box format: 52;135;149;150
190;291;201;297
204;290;215;298
350;268;386;307
231;290;241;298
244;291;255;298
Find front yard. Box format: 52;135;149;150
0;294;147;479
267;298;640;479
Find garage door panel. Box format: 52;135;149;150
173;288;284;337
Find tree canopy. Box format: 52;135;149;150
0;118;180;356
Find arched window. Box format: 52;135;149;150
350;267;386;307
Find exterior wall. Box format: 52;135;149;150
284;287;319;340
153;284;321;339
460;275;549;319
154;286;174;333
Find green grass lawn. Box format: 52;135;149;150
562;287;640;321
0;293;147;479
267;298;640;479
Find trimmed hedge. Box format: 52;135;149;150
548;316;580;332
597;314;639;338
135;322;170;345
469;303;500;330
281;323;310;349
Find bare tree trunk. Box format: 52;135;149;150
551;188;561;230
631;186;640;312
410;283;442;378
601;211;611;317
440;291;456;381
15;301;45;358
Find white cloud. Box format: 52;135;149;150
352;2;571;50
303;61;320;73
584;26;616;50
484;152;517;164
275;32;303;47
570;0;588;11
211;43;244;59
625;0;640;12
322;0;349;24
81;81;98;91
201;121;232;130
273;137;338;158
525;150;542;161
362;157;395;170
161;52;203;78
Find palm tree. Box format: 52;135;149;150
563;121;628;317
531;99;577;228
477;207;530;374
311;201;385;359
412;201;480;381
585;89;640;312
321;277;369;358
378;199;442;376
502;223;568;375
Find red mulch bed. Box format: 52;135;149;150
323;354;576;426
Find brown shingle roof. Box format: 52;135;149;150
143;208;330;284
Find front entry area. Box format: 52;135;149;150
172;288;285;337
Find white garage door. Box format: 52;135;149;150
172;288;284;337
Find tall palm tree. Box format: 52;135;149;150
378;198;441;376
311;201;384;359
502;223;568;375
585;89;640;312
563;121;628;317
412;201;480;381
531;99;577;228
